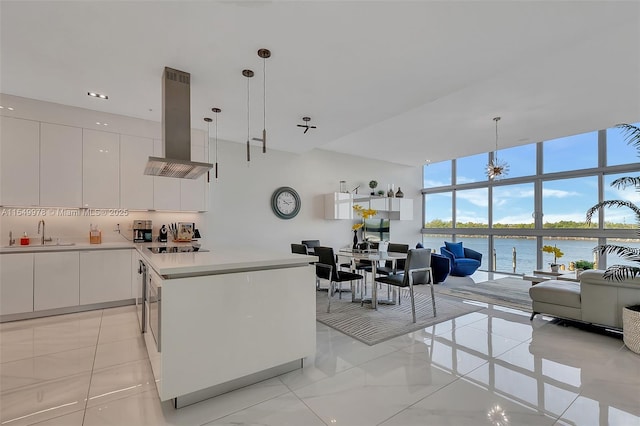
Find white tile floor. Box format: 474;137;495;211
1;283;639;426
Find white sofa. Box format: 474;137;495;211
529;269;640;329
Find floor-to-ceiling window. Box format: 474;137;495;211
422;123;640;273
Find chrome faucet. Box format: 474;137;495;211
8;231;15;246
37;220;51;245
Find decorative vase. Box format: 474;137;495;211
352;230;358;249
550;264;559;273
387;184;395;198
395;187;404;198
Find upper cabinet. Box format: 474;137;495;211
324;192;353;219
0;116;39;206
0;112;206;211
180;130;207;212
388;198;413;220
324;193;413;221
40;123;83;207
120;135;154;210
83;129;120;208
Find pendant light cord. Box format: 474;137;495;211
494;116;500;162
204;117;213;183
247;73;250;163
263;56;266;154
215;111;219;179
215;114;218;163
263;57;266;130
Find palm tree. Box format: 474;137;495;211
586;123;640;280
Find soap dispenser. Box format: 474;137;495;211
20;232;30;246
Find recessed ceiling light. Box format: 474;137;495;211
0;106;15;110
88;92;108;100
95;122;108;126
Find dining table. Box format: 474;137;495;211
338;247;408;309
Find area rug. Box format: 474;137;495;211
315;290;482;346
434;277;532;312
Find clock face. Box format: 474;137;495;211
271;187;301;219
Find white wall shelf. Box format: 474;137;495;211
324;193;413;220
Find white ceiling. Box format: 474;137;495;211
1;1;639;167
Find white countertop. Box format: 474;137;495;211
0;241;134;254
1;240;318;279
138;245;317;278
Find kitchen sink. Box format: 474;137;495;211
3;242;76;248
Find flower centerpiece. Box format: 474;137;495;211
542;245;564;272
352;204;377;249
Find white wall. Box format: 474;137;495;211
207;140;422;252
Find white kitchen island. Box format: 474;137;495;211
138;246;317;408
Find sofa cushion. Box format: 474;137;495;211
444;241;464;258
529;280;581;309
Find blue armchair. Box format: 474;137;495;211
440;242;482;276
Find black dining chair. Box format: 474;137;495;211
301;240;321;255
376;243;409;276
315;246;364;313
375;248;435;323
290;243;309;255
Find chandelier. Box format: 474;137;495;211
486;116;509;180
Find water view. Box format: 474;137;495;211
421;236;640;275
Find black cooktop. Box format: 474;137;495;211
147;246;209;254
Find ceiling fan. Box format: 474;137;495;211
297;116;317;134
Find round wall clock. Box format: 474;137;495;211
271;186;301;219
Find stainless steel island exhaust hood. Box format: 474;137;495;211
144;67;213;179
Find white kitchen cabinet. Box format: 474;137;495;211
120;135;154;210
40;123;83;207
369;197;388;212
34;251;79;311
324;192;354;219
80;249;132;305
153;139;181;211
83;129;120;208
0;116;39;206
0;253;34;315
388;198;413;220
180;130;207;212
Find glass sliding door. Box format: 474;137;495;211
494;237;537;274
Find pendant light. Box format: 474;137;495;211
486;116;509;180
258;48;270;154
212;107;221;179
242;69;254;164
203;117;212;183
